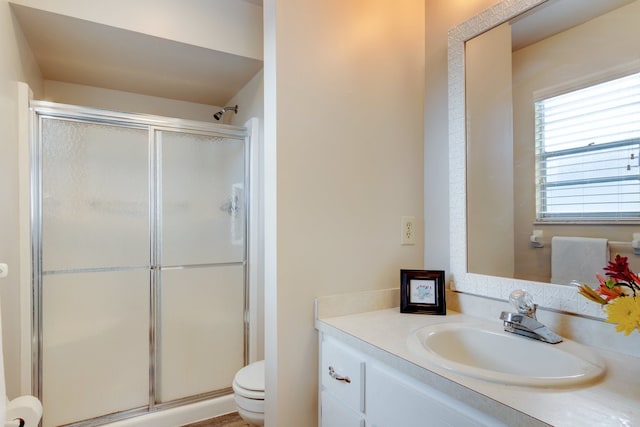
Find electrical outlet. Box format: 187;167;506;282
401;216;416;245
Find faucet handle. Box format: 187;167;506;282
509;289;537;319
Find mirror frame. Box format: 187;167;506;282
448;0;604;319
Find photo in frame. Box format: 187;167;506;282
400;269;446;315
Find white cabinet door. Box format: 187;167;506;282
366;363;505;427
320;336;365;413
319;335;366;427
320;391;365;427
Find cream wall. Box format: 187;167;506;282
0;0;42;398
228;71;265;362
43;81;223;121
264;1;425;425
228;70;264;128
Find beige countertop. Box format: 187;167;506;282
315;302;640;427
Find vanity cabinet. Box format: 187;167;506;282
319;333;505;427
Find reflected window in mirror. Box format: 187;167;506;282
535;71;640;221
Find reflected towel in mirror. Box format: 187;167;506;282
551;236;608;287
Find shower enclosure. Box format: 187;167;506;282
29;102;251;427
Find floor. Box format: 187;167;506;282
181;412;250;427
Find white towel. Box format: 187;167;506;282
551;236;608;286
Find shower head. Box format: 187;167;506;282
213;105;239;120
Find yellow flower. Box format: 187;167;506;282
604;296;640;336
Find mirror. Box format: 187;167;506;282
460;0;640;286
448;0;639;319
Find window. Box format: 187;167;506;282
535;71;640;221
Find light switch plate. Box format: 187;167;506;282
0;263;8;278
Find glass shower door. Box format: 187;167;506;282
39;118;150;427
33;105;250;427
156;130;246;402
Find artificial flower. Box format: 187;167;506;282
577;283;607;305
604;296;640;336
602;255;640;297
597;283;626;302
578;254;640;335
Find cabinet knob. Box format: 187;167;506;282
328;366;351;383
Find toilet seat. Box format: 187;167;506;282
234;361;265;391
233;360;265;399
233;381;264;400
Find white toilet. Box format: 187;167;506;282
232;360;265;426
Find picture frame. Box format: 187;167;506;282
400;269;446;315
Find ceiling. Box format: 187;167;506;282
11;4;264;107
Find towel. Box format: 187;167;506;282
551;236;608;286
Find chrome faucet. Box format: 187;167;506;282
500;290;563;344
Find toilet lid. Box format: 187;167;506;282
234;360;265;392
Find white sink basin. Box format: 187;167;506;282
407;322;605;387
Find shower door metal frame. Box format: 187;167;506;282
30;101;251;426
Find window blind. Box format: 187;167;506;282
535;71;640;220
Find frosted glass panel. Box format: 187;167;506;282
157;266;245;402
41;270;149;427
161;131;245;265
41;118;149;271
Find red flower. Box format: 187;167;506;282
603;255;640;285
596;284;625;302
